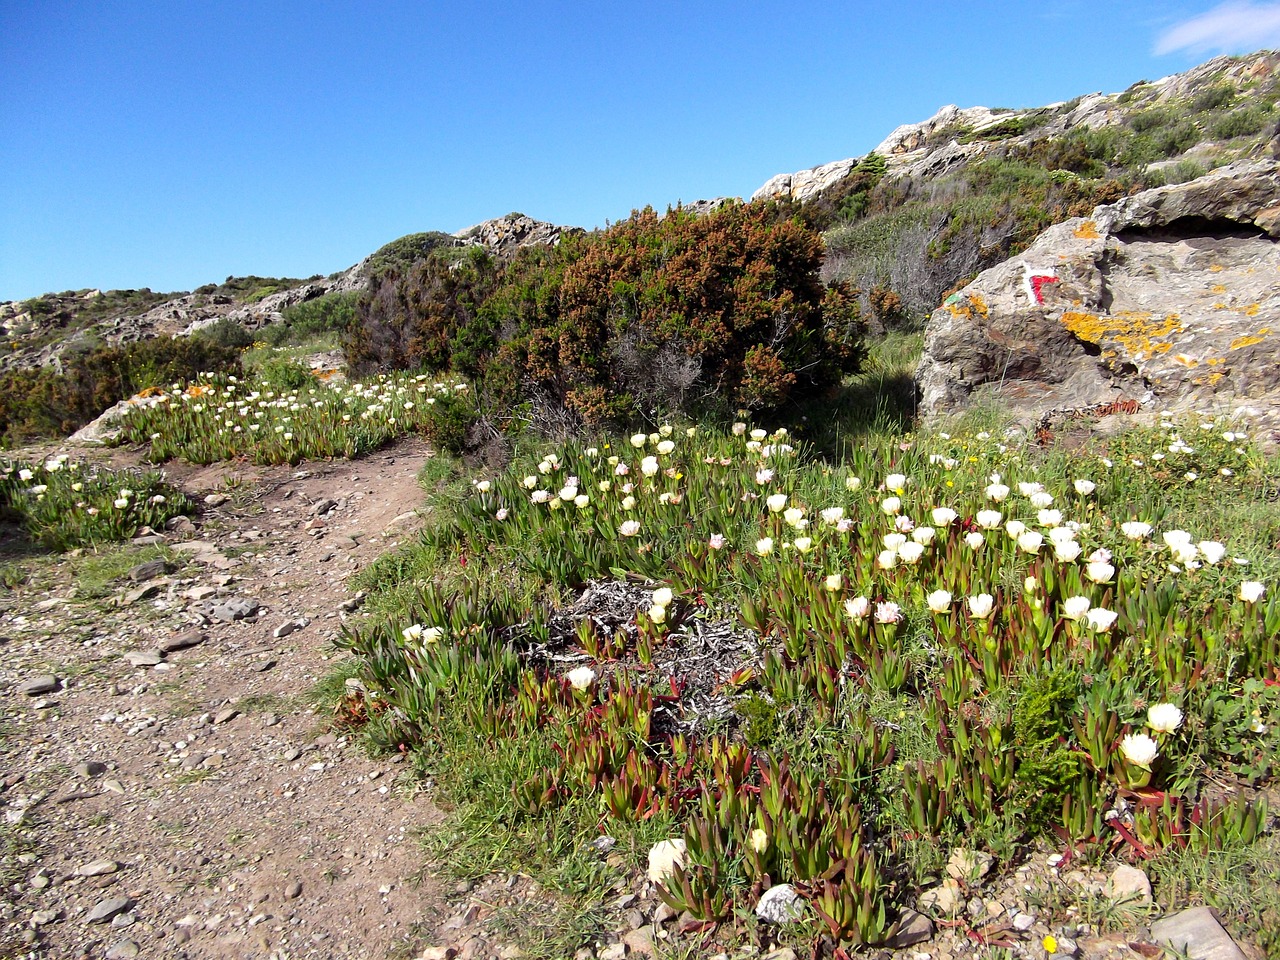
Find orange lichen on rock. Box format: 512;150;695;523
1244;304;1261;317
1229;328;1270;350
946;293;990;323
1211;284;1227;294
1073;221;1100;240
1060;310;1184;359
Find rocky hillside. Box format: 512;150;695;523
0;214;576;372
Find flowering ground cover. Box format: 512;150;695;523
334;415;1279;952
113;371;475;465
0;454;191;550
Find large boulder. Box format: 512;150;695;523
451;212;582;257
916;160;1280;433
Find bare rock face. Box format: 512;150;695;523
452;212;582;257
916;160;1280;433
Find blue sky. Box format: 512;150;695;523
2;1;1278;300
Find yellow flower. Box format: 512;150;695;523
1042;935;1058;954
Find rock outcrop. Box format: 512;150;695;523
452;212;582;257
916;160;1280;432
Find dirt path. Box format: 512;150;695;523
1;439;453;959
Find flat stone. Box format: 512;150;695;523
946;848;994;881
17;675;60;696
185;585;218;600
128;559;169;582
755;883;805;924
1012;912;1036;932
213;708;238;725
309;498;338;516
203;493;229;507
123;650;163;668
211;597;259;621
284;881;302;900
887;907;934;948
1151;906;1247;960
272;618;308;639
76;860;120;877
86;896;134;924
121;582;162;604
73;761;108;779
918;878;964;916
1104;864;1152;903
622;929;654;956
159;630;205;654
106;940;140;959
598;944;626;960
30;908;61;926
164;515;195;534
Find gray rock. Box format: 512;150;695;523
1104;863;1153;903
121;583;162;605
73;761;107;780
284;881;302;900
754;883;805;924
309;498;338;516
128;559;169;582
105;941;140;959
946;848;994;881
272;618;308;639
213;708;239;725
30;908;61;926
17;675;60;696
203;493;229;507
1151;906;1248;960
76;860;120;877
211;597;259;621
886;907;933;947
452;213;584;257
917;160;1280;436
159;629;205;654
1012;911;1036;931
85;896;134;924
123;650;163;668
597;944;626;960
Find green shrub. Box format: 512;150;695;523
1212;106;1273;140
1164;159;1208;185
191;318;255;350
365;231;457;280
0;336;242;446
1192;82;1237;112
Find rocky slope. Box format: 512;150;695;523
1;214;576;373
915;159;1280;431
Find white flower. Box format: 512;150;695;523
985;482;1010;502
531;490;551;504
750;828;769;854
1005;520;1028;539
1085;561;1115;583
1240;581;1265;603
1163;530;1193;549
1147;703;1183;734
876;549;898;569
1018;482;1044;497
756;537;774;556
640;457;659;477
1074;479;1096;495
113;497;130;509
845;476;862;492
18;468;34;481
881;496;901;515
967;594;994;620
1053;540;1082;563
824;573;843;592
495;508;509;521
475;480;492;493
1083;608;1117;632
621;495;637;510
652;587;674;608
931;507;958;526
648;604;667;624
820;506;845;525
1029;492;1055;509
844;596;870;619
1037;509;1062;527
630;433;647;448
783;507;806;528
793;536;813;553
766;493;788;513
573;494;590;509
732;422;747;436
566;665;597;691
964;532;985;550
755;468;774;485
1120;733;1159;769
708;533;727;550
1017;531;1044;554
894;515;915;533
883;532;908;551
874;601;902;624
1062;596;1091;620
647;839;687;883
885;473;907;493
401;623;424;643
657;440;675;455
912;526;935;546
927;590;952;613
898;541;925;564
558;485;579;501
750;428;767;440
976;510;1003;530
1197;541;1226;565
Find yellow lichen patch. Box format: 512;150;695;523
1211;284;1227;294
1073;221;1100;240
1213;303;1227;310
1229;330;1268;350
1209;264;1224;273
946;293;990;323
1059;310;1184;359
1173;354;1199;366
1244;304;1261;317
1206;357;1225;366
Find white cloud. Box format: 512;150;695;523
1154;1;1280;55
